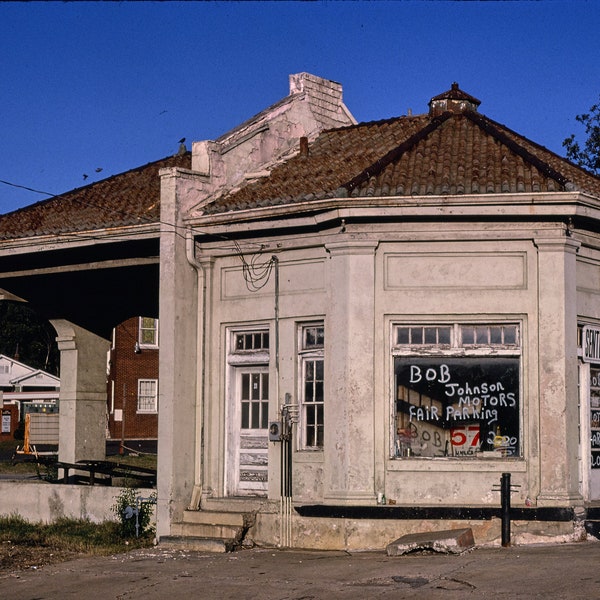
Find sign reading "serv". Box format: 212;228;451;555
583;325;600;363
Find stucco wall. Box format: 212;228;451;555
198;219;583;514
0;481;155;524
249;511;581;551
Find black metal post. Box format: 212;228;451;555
501;472;511;547
280;428;286;497
286;434;292;497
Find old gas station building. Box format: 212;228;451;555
2;74;600;549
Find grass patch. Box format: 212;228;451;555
0;514;155;566
106;452;157;471
0;440;157;475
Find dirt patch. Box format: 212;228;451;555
0;540;82;573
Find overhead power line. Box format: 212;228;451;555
0;179;56;198
0;176;189;242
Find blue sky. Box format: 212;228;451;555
1;1;599;213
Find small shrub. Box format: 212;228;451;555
112;486;156;538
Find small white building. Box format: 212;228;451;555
156;77;600;550
0;354;59;416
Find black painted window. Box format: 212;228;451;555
393;323;521;459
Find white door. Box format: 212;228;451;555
227;367;269;496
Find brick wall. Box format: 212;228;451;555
106;317;158;440
0;404;19;439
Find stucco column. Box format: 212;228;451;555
535;236;582;506
51;320;110;464
156;168;199;538
323;240;377;503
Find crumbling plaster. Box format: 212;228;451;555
186;73;356;215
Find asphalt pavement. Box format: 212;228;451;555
2;540;600;599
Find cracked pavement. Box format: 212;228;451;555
1;541;600;599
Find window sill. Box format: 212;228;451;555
387;456;526;472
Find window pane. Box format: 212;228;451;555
304;326;324;348
317;403;324;425
251;374;260;400
504;326;517;345
412;328;423;345
424;327;437;344
397;327;409;344
316;327;324;346
239;370;268;429
241;402;249;429
490;326;502;344
305;328;316;347
475;326;488;344
462;327;474;344
137;379;157;412
305;381;314;402
315;360;324;380
438;327;451;344
261;373;269;399
315;382;324;403
261;402;269;429
140;330;155;345
140;318;157;345
306;405;316;446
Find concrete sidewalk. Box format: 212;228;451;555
2;540;600;599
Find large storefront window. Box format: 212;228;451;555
393;323;521;459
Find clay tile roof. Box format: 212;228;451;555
0;152;191;241
204;96;600;215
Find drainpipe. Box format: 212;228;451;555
185;230;208;509
273;256;280;417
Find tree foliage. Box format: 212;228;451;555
0;301;59;375
563;96;600;175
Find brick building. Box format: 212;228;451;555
107;316;159;441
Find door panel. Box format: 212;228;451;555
228;368;269;496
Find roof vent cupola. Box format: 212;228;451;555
428;82;481;117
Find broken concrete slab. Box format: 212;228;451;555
386;527;475;556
